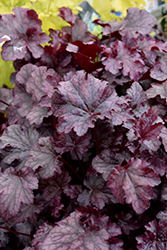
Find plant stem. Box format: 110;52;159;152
60;157;83;182
132;143;141;158
0;100;9;106
93;127;100;155
0;226;32;237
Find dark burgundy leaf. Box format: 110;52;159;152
127;108;163;143
0;88;13;112
50;196;64;218
54;130;92;160
53;70;121;136
107;158;160;214
78;174;118;209
102;40;145;81
0;7;49;60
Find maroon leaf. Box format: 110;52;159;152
107;158;160;214
102;40;145;81
92;149;130;181
53;70;121;136
127;108;163;143
78;175;118;209
125;81;149;117
0;7;49;60
16;63;37;85
54;130;92;160
136;220;167;249
41;211;110;250
26;137;62;178
0;167;38;221
50;196;64;218
41;171;71;201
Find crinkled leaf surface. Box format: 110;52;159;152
136;220;167;249
26;137;62;178
121;8;157;37
26;66;55;102
0;88;13;112
102;40;145;81
150;58;167;81
26;105;52;126
53;70;120;136
125;81;149;117
32;222;53;250
127;108;163;143
0;124;39;170
0;7;49;60
107;158;160;214
0;167;38;221
58;7;78;26
41;211;110;250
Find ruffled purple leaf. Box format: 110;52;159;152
0;88;13;113
78;175;118;209
50;196;64;218
14;201;43;224
54;130;92;160
146;80;167;101
127;108;163;143
26;105;52;126
32;222;53;250
107;158;160;214
26;137;62;178
26;66;56;102
150;57;167;81
136;220;167;249
0;167;38;221
0;124;39;170
121;8;158;37
0;7;49;60
41;171;71;201
53;70;121;136
92;149;130;181
41;211;110;250
102;40;145;81
58;7;78;26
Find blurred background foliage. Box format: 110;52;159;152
0;0;167;88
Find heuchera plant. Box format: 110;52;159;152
1;6;167;250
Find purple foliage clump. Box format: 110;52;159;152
0;6;167;249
